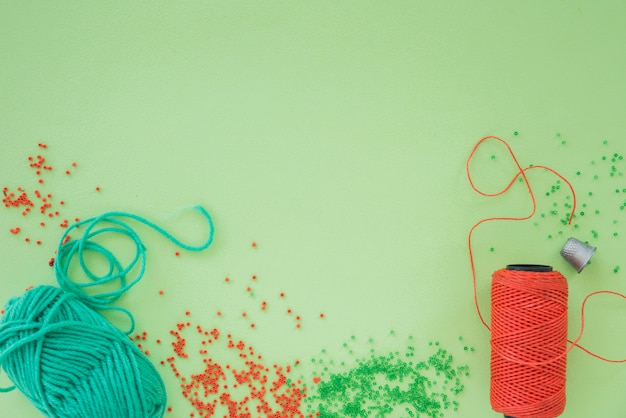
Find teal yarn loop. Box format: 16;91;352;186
54;205;214;333
0;205;215;417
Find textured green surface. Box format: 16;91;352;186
2;2;626;416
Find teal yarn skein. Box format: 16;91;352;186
0;286;166;417
0;205;215;418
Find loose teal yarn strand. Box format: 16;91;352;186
54;205;214;333
0;205;215;417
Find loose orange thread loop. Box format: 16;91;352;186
466;135;576;330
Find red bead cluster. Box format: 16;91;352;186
2;188;34;211
152;319;311;417
29;147;53;184
2;143;101;257
130;331;151;357
129;243;328;417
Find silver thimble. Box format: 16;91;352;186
560;237;596;273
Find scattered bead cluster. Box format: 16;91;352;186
2;143;101;254
134;320;311;417
219;266;323;331
134;324;471;417
489;134;626;275
131;240;472;417
303;337;471;417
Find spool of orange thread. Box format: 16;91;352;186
490;264;568;418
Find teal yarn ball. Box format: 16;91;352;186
0;206;215;417
0;285;166;417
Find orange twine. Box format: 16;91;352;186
467;136;626;418
491;267;568;417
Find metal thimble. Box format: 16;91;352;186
560;237;596;273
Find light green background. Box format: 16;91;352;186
2;1;626;417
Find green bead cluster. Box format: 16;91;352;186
532;139;626;275
304;339;471;417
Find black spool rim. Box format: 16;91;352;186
506;264;553;272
